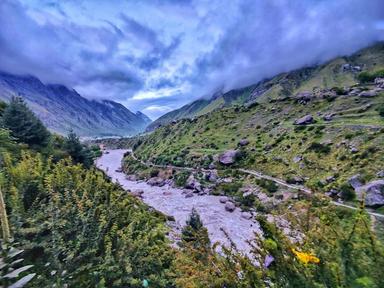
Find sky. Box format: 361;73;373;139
0;0;383;119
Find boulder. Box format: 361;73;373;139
359;90;377;98
374;77;384;88
219;150;240;165
206;170;218;183
147;177;165;187
294;114;314;125
361;180;384;207
241;212;253;220
325;175;336;183
293;155;302;163
219;196;229;203
349;88;361;96
131;190;144;198
323;114;334;121
348;174;363;190
239;139;250;146
185;175;202;191
225;202;236;212
350;147;359;154
295;91;314;102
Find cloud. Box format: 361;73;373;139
142;105;173;119
0;0;383;120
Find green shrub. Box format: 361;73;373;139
307;142;331;154
174;171;190;187
357;69;384;83
340;183;356;201
257;179;278;193
378;104;384;117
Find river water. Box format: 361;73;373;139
96;149;262;256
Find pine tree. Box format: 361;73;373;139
64;130;93;168
182;208;210;254
2;97;49;147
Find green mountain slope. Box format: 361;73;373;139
147;42;384;131
126;45;384;212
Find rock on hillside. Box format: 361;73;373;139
0;71;152;137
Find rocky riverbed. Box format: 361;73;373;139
96;149;262;256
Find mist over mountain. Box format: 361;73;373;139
0;0;383;119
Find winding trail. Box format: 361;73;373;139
96;149;263;256
129;150;384;220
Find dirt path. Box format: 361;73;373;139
96;149;263;256
128;150;384;219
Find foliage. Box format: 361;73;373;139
357;69;384;83
340;182;356;201
64;130;93;168
2;97;50;147
378;103;384;117
0;242;36;288
1;152;175;287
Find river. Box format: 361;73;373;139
96;149;262;256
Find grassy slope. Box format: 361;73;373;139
148;43;384;130
131;44;384;207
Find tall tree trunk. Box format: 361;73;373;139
0;187;11;242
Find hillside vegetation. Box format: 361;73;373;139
147;43;384;131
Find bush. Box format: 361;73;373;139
174;171;190;187
257;179;278;193
378;104;384;117
357;69;384;83
307;142;331;154
340;183;356;201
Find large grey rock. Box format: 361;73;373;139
359;90;377;98
239;139;250;146
361;180;384;207
147;177;165;187
348;174;363;189
225;202;236;212
374;77;384;88
323;113;334;121
185;175;202;191
294;115;314;125
219;150;240;165
241;212;253;220
295;91;314;102
206;170;218;183
219;196;229;203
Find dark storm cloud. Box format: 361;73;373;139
192;0;384;95
0;0;383;119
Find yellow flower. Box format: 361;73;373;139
291;248;320;264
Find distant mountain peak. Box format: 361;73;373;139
0;72;151;137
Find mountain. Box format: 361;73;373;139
147;42;384;131
0;72;151;137
112;42;384;212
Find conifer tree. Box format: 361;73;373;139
2;97;49;147
64;130;93;168
182;208;210;256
